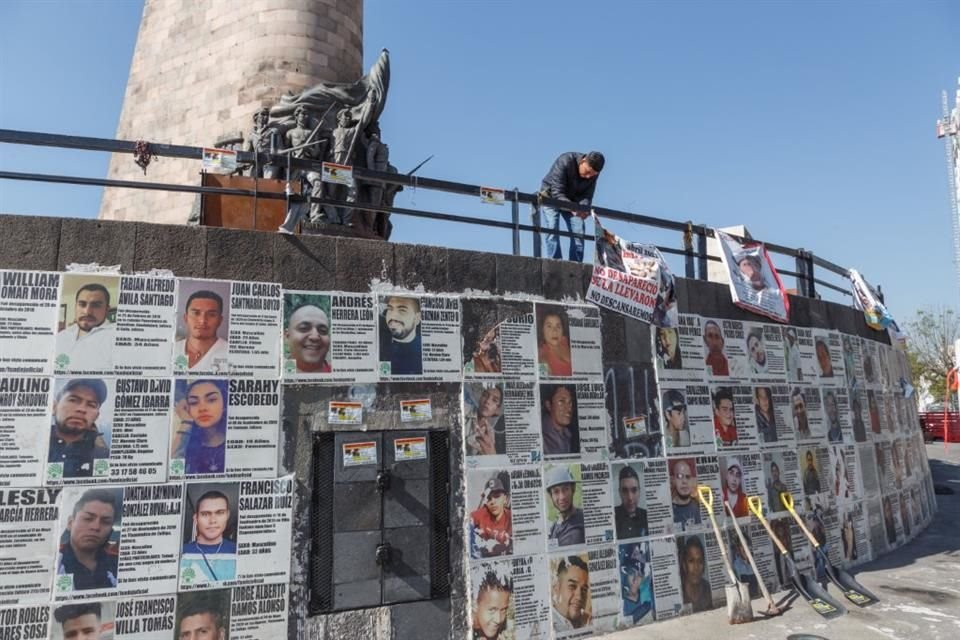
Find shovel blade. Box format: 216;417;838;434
783;553;846;619
724;581;754;624
828;562;880;606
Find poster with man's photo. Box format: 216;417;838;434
172;278;282;377
175;585;289;640
467;469;524;559
468;556;550;640
713;229;790;323
666;456;722;534
52;484;181;601
609;461;670;541
717;454;763;521
615;541;655;628
701;318;749;381
0;487;60;605
838;502;871;568
179;477;293;591
543;463;613;551
652;315;704;382
45;378;172;486
534;303;603;382
169;379;280;480
461;298;537;380
377;294;461;380
0;269;61;375
0;377;53;487
812;329;846;388
792;386;825;445
464;381;541;468
657;383;714;457
540;382;608;461
546;551;599;638
645;536;684;622
841;334;864;390
743;322;787;384
281;291;378;382
762;450;801;514
755;384;795;448
709;385;758;452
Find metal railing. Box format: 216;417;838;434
0;128;864;301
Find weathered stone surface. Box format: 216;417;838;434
335;237;393;292
304;607;391;640
495;253;542;296
133;222;207;276
204;226;274;281
541;259;586;301
447;248;496;294
389;600;451;640
394;243;448;292
58;218;137;271
624;316;653;364
274;233;336;290
0;214;61;271
599;308;627;365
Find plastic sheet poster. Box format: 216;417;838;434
713;230;790;323
849;269;895;331
586;221;678;328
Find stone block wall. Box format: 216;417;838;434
99;0;363;225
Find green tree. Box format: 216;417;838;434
906;307;959;405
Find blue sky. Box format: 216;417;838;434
1;0;958;323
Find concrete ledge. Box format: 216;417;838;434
205;226;275;282
133;222;207;277
58;218;137;271
274;233;336;290
335;236;393;292
447;248;496;294
395;243;448;292
541;259;586;300
496;253;543;296
0;214;62;271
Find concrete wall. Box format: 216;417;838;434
99;0;363;225
0;214;932;639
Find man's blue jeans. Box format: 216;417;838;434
542;206;585;262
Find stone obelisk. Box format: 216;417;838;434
99;0;363;224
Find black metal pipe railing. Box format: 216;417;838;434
0;128;858;300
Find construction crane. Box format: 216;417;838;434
937;79;960;299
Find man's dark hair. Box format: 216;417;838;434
543;384;576;405
54;602;101;625
618;465;639;485
770;461;780;473
72;488;119;518
791;387;805;402
747;328;763;348
477;568;513;599
384;295;420;313
713;387;734;409
186;290;224;314
681;535;705;560
178;595;225;631
76;283;110;308
196;490;231;512
556;555;589;578
584;151;605;172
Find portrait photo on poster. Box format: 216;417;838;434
378;294;423;376
173;280;231;374
464;382;506;458
180;483;240;587
170;379;229;477
48;377;113;481
536;304;573;378
55;274;120;374
283;292;331;375
54;486;123;594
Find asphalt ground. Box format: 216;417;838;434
600;443;960;640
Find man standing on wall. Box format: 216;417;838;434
539;151;605;262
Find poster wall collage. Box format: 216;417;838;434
0;268;936;640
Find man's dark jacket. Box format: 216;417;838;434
540;152;598;207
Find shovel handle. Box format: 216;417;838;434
697;484;713;509
780;491;821;549
747;495;789;555
725;499;777;610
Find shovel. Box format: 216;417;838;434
697;485;753;624
747;495;846;619
724;499;781;617
780;492;879;607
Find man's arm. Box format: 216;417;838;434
542;153;575;202
578;178;597;209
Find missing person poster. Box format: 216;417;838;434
464;382;541;468
52;484;181;601
0;377;51;487
46;378;172;486
0;270;60;376
588;223;678;328
0;488;60;605
179;477;293;591
281;291;377;382
172;279;282;377
793;386;825;445
547;552;596;638
838;502;870;568
658;382;714;457
666;457;718;534
718;454;763;520
173;586;288;640
583;546;620;634
461;299;537;380
709;385;758;452
675;532;724;615
713;229;790;323
645;537;684;622
615;541;655;628
762;451;800;514
744;322;787;383
377;294;461;380
812;330;846;387
653;315;704;381
467;469;519;559
609;460;672;539
468;556;550;640
756;384;795;448
534;303;603;382
841;334;864;390
540;383;607;461
544;463;613;551
169;379;279;480
794;328;821;382
799;446;831;497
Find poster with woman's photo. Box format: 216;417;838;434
653;314;703;382
169;379;279;480
172;278;282;377
468;556;550;640
812;329;846;387
675;532;724;615
658;383;714;457
540;383;608;461
0;487;60;605
0;269;61;375
464;381;541;468
534;303;602;382
744;322;786;383
701;318;748;381
377;294;461;380
281;291;377;382
46;378;172;486
52;484;182;601
461;298;537;380
179;477;293;591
